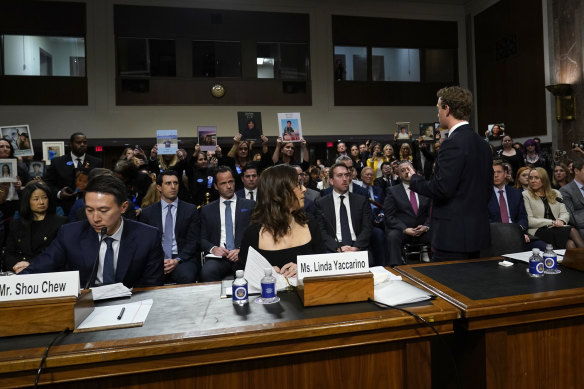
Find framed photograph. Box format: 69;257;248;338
156;129;178;155
42;141;65;165
395;122;411;140
0;159;17;182
418;122;437;142
277;113;302;142
237;112;262;140
487;123;505;140
29;161;46;179
198;126;217;152
0;124;34;157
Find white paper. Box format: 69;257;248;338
369;266;402;285
90;283;132;300
374;280;431;306
503;250;564;264
76;299;153;330
244;247;297;293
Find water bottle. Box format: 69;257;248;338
255;267;280;304
543;244;561;274
528;248;544;278
232;270;248;306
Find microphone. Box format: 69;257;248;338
84;227;108;290
556;197;564;203
315;208;343;252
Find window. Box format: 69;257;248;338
117;38;176;77
333;46;367;81
2;35;85;77
257;42;309;80
193;41;241;78
371;48;420;82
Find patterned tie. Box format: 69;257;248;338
163;204;174;258
103;237;115;284
249;191;254;201
224;200;235;250
499;190;509;223
409;189;418;215
339;195;352;245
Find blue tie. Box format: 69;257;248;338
163;204;174;258
103;237;115;284
339;195;352;246
224;200;235;250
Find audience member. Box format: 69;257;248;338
497;135;524;179
293;165;320;202
272;137;309;171
235;163;259;201
514;166;530;191
113;160;152;211
322;156;369;197
560;160;584;240
373;161;400;191
399;143;413;162
551;163;571;189
0;138;29;244
350;144;366;176
140;182;161;209
367;142;387;178
523;139;549;172
359;166;386;265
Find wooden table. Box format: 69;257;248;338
396;258;584;389
0;281;458;388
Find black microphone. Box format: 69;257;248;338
556;197;564;203
84;227;108;290
315;208;343;252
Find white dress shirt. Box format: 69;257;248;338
219;195;237;247
96;219;124;285
332;190;356;242
161;198;179;255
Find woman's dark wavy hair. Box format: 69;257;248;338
251;164;307;242
0;138;15;158
20;181;56;220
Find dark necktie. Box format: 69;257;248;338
339;195;352;245
409;189;418;215
76;158;82;168
224;200;234;250
163;204;174;258
499;190;509;223
248;191;254;201
103;237;115;284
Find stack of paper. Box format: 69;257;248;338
372;267;432;306
244;247;298;293
75;299;153;332
90;283;132;300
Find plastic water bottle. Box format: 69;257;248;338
528;248;544;278
232;270;248;305
255;267;280;304
543;244;561;274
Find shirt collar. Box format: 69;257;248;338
447;121;469;137
108;218;124;241
161;198;179;209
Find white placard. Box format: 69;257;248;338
0;271;80;302
297;251;369;280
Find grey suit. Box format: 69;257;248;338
560;181;584;237
304;187;321;202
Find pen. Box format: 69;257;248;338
117;307;125;320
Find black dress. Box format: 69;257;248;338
239;217;325;269
534;196;571;249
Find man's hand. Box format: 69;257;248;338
163;258;179;275
340;245;359;252
59;186;75;199
404;228;418;237
211;246;230;257
413;225;429;235
226;248;239;262
524;234;531;243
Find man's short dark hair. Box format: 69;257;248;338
380;161;392;169
70;132;86;143
330;162;349;176
88;168;112;181
85;175;128;206
573;159;584;171
437;86;473;121
213;165;234;182
156;169;180;185
336;155;352;164
241;163;258;175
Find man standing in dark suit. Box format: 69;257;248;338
21;175;164;288
405;86;492;260
200;166;255;281
140;170;201;284
384;161;431;266
316;163;372;259
45;132;102;215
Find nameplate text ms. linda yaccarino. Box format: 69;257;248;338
296;251;369;280
0;271;80;302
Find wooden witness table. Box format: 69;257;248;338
396;258;584;389
0;279;458;388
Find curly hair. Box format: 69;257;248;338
437;86;473;121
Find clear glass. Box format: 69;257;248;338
3;35;85;77
371;47;420;82
257;42;309;80
193;40;241;78
333;46;367;81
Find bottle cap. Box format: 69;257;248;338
533;248;540;254
264;267;272;276
235;270;244;278
546;244;553;250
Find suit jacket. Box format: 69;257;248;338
384;184;431;232
374;176;400;193
522;189;570;235
304;187;321;202
315;192;372;252
235;188;257;201
139;200;200;263
488;185;528;230
560;181;584;229
410;124;493;252
21;219;164;288
321;182;369;198
200;197;255;253
45;153;103;193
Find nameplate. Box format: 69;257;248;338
0;271;79;302
297;251;369;280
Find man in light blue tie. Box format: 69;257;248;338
199;166;255;282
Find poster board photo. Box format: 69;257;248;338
42;141;65;165
0;159;17;183
198;126;217;151
395;122;411;140
418;122;437;142
487;123;505;140
277;113;302;142
157;130;178;155
0;125;34;157
237;112;262;140
29;161;46;179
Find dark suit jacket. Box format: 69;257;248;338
200;198;255;253
488;185;528;230
410;124;493;252
235;188;257;201
45;153;103;192
374;176;400;193
139;200;200;263
21;219;164;288
321;182;369;198
384;184;431;231
315;192;372;252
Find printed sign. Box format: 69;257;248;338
297;251;369;280
0;271;80;302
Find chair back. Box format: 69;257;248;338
480;223;525;258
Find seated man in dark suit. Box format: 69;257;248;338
200;166;255;281
359;166;386;265
21;175;164;288
488;160;546;251
384;161;431;266
374;161;400;192
44;132;103;215
235;163;258;202
321;156;369;198
560;159;584;239
140;170;201;284
316;163;373;262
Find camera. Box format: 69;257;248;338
571;141;584;150
555;150;567;158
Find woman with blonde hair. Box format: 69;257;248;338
367;142;387;178
523;167;584;249
399;143;413;162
